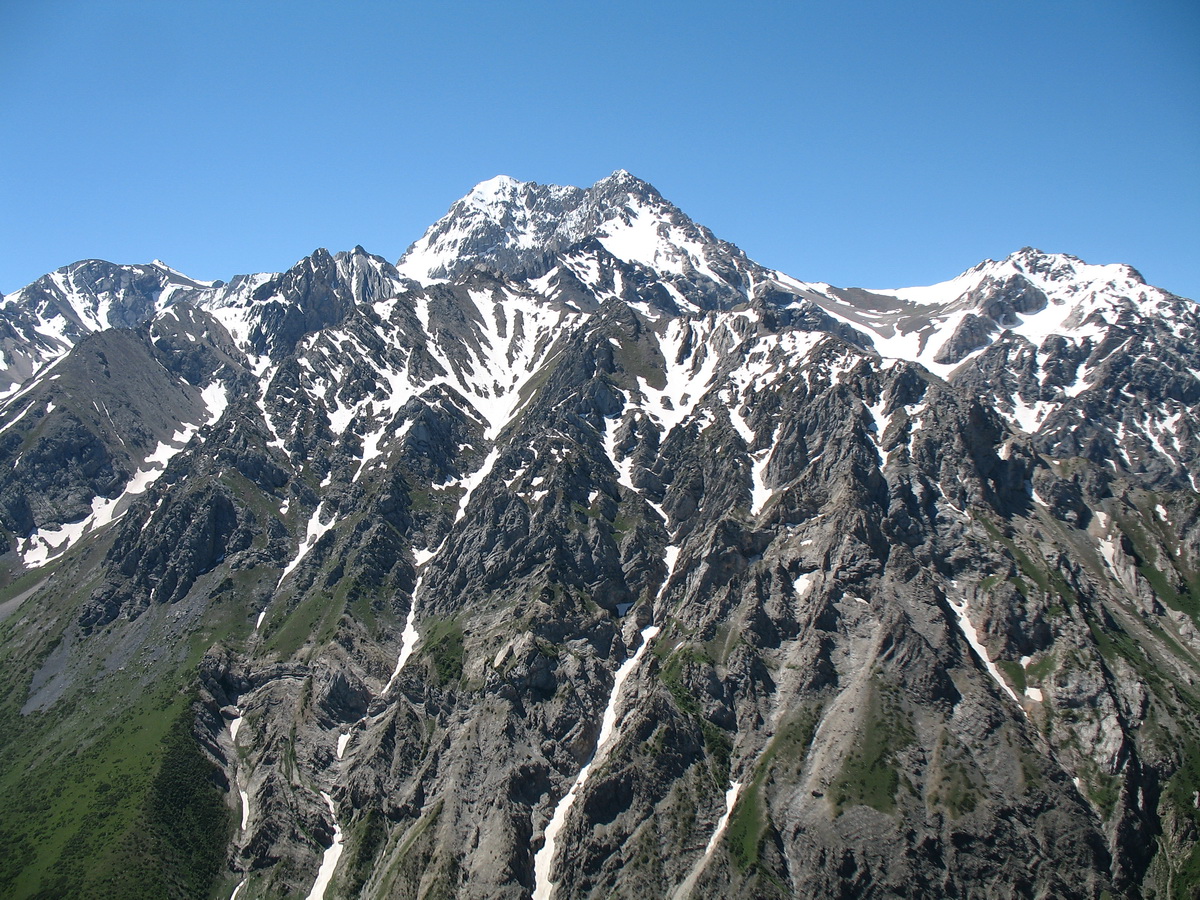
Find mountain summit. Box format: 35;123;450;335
0;174;1198;900
397;171;759;297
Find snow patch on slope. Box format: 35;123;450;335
277;502;337;586
948;594;1022;707
19;383;227;568
383;574;424;696
304;792;344;900
532;624;661;900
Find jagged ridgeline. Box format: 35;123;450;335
0;172;1198;899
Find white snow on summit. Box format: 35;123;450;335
396;174;584;282
396;171;742;288
817;248;1187;376
870;248;1154;311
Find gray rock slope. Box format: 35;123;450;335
0;173;1197;899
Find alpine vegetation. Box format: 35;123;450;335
1;172;1198;899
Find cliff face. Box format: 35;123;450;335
1;174;1198;899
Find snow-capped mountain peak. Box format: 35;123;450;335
874;248;1152;310
149;259;220;288
587;176;725;280
0;259;221;394
467;173;522;200
396;172;760;305
841;245;1186;376
396;175;585;283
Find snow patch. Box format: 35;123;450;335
383;575;424;695
1009;397;1056;434
201;381;229;424
705;781;743;856
454;448;501;523
865;395;891;459
277;503;337;587
532;624;661;900
747;445;774;515
603;423;637;491
664;546;681;580
672;780;744;900
947;595;1022;707
19;406;214;568
636;319;721;433
304;792;344;900
1098;535;1120;573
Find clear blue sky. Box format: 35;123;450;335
3;0;1197;298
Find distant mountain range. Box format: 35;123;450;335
0;172;1197;899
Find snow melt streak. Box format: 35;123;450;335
19;384;227;568
531;624;661;900
671;779;744;900
948;596;1021;706
277;503;336;586
454;448;501;523
304;792;345;900
383;575;424;695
